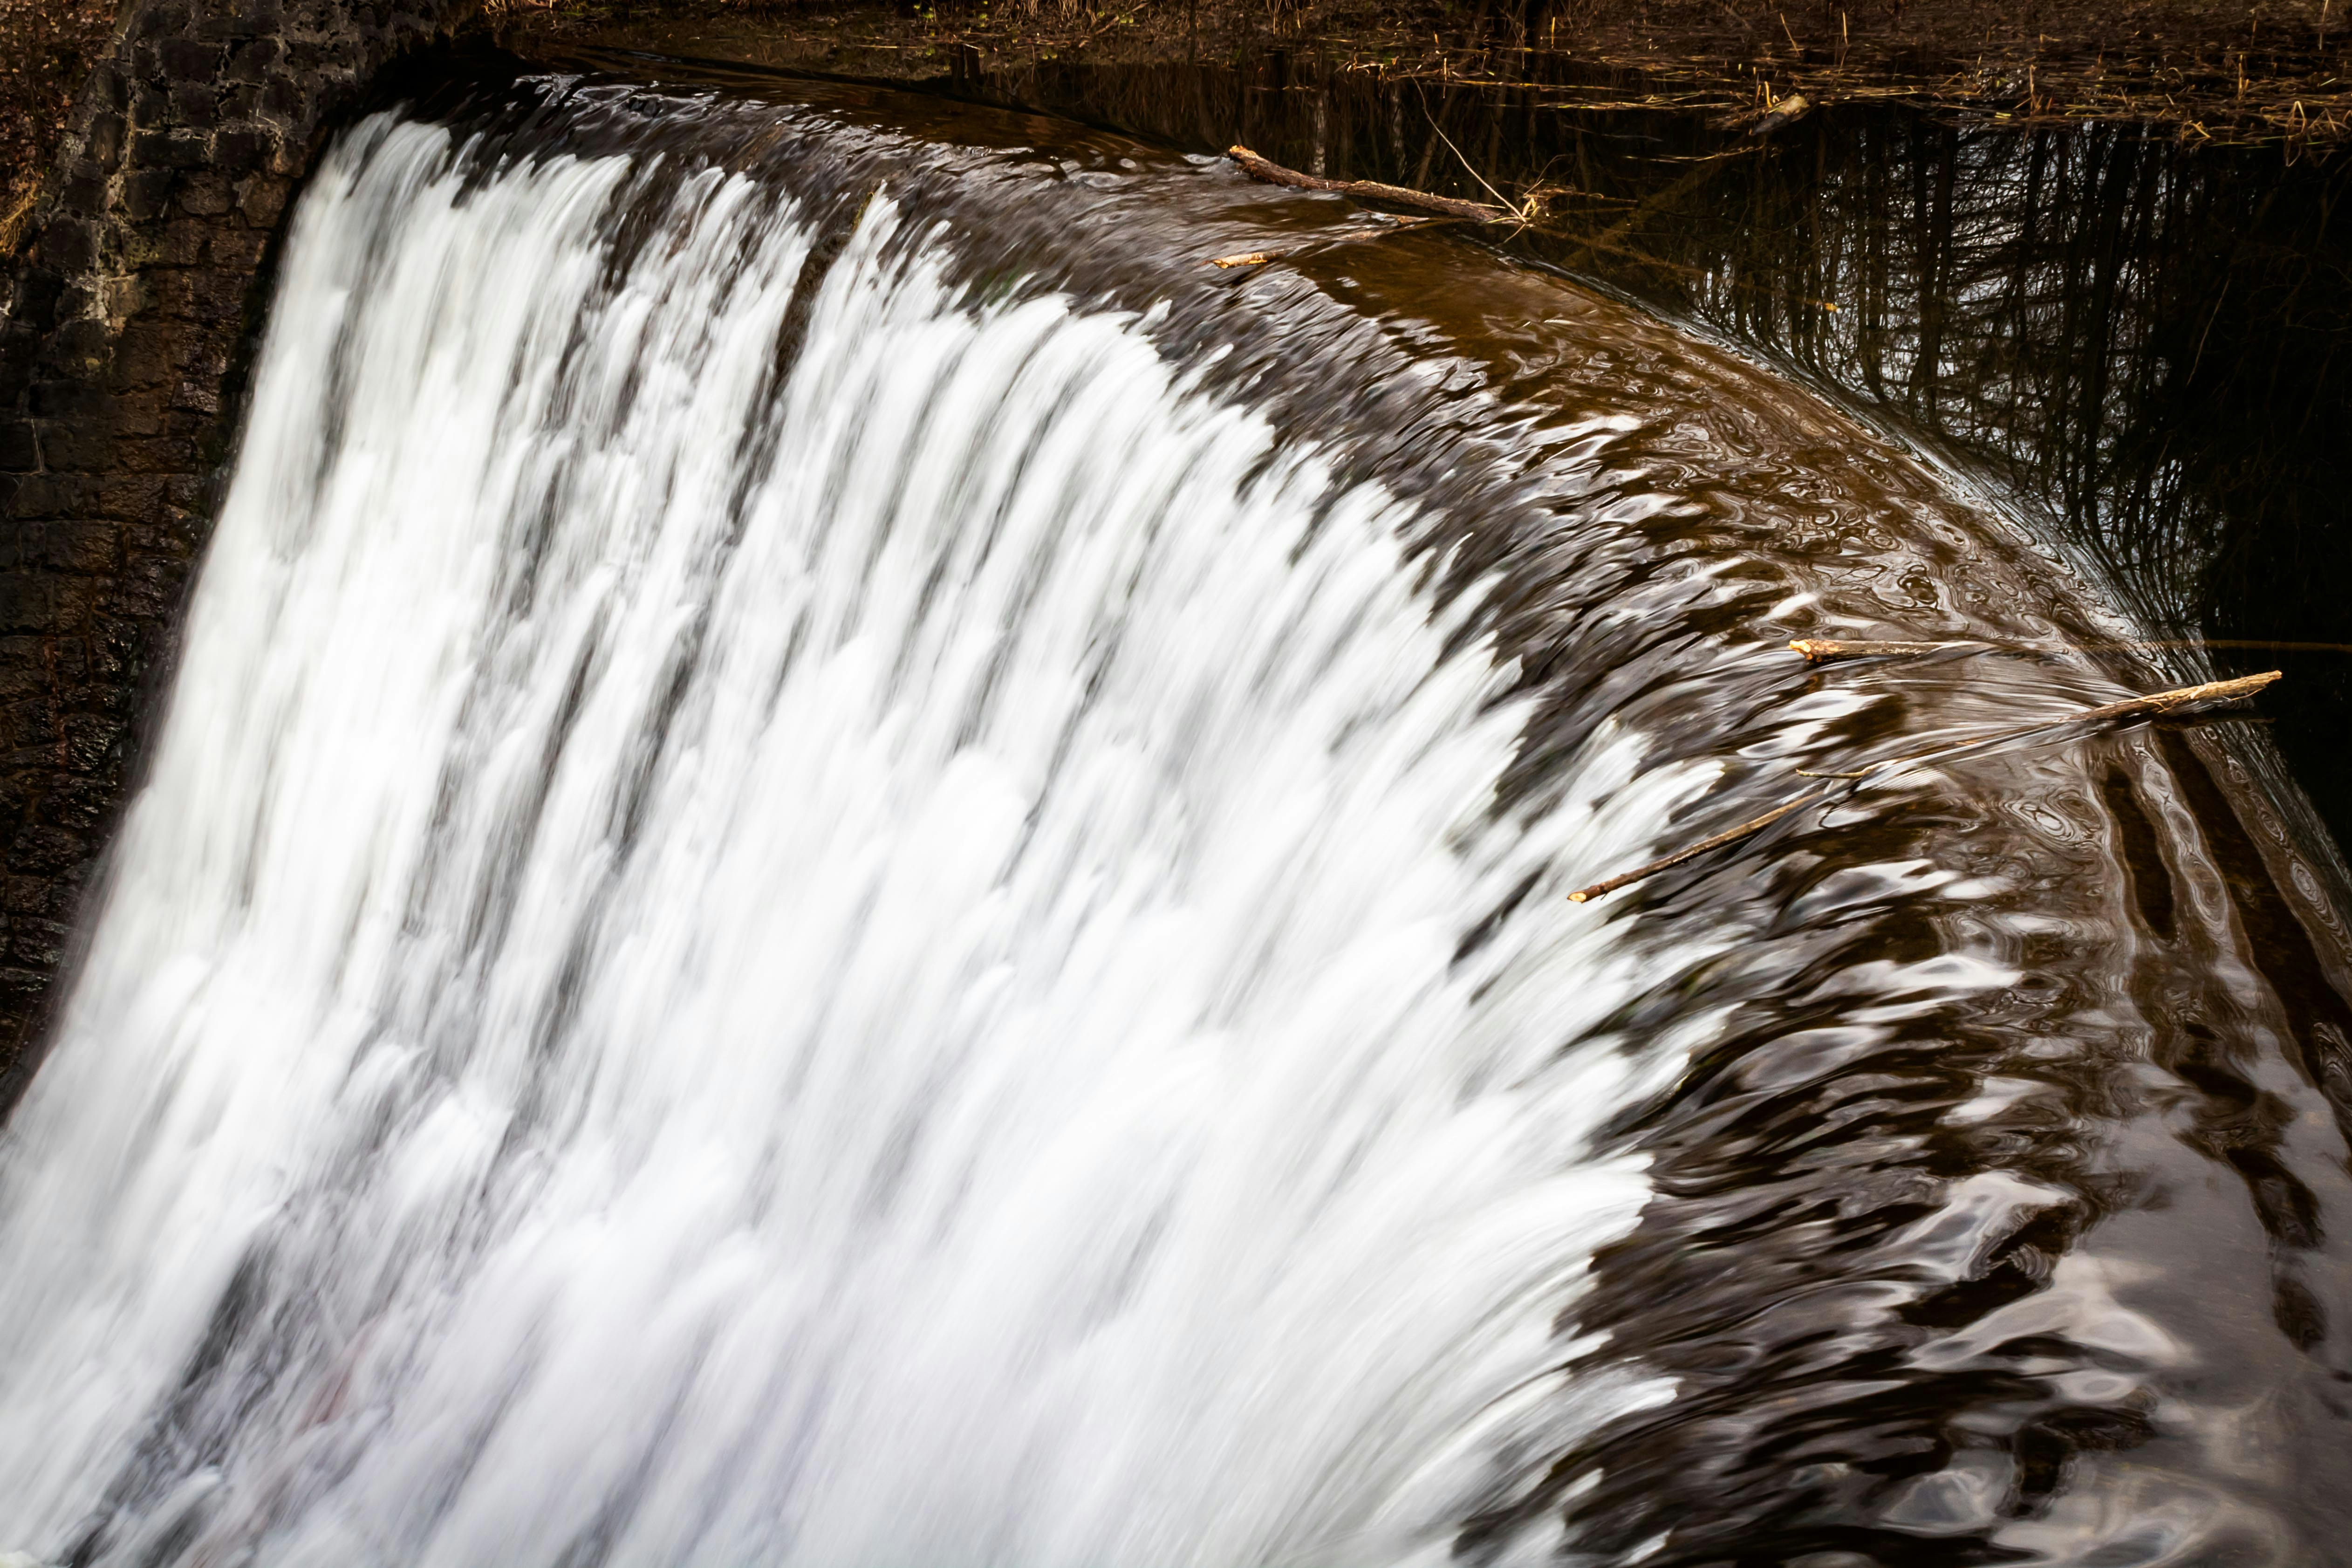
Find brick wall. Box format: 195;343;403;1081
0;0;480;1104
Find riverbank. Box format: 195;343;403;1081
6;0;2350;248
488;0;2352;145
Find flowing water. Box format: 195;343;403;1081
1;58;2349;1568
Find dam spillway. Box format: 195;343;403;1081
0;62;2347;1568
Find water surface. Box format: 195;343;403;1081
0;55;2345;1568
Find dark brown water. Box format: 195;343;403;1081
1158;68;2352;870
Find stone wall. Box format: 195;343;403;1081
0;0;480;1102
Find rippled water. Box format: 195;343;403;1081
601;37;2352;856
0;59;2347;1568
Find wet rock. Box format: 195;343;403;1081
0;0;479;1097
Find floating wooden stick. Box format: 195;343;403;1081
1566;671;2281;903
1226;144;1507;222
1791;636;2352;665
1566;793;1822;902
1791;637;1993;663
1817;671;2284;794
2061;670;2281;726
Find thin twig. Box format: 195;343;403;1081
1566;671;2281;903
1790;637;1987;662
1567;794;1822;902
1226;144;1507;222
2050;670;2281;727
1791;636;2352;664
1423;108;1520;214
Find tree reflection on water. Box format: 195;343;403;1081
953;53;2352;860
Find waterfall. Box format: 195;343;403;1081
0;110;1712;1566
8;58;2350;1567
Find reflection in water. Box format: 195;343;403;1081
0;49;2347;1568
886;51;2352;863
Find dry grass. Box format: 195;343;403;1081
507;0;2352;144
5;0;2347;262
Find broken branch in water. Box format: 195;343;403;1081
1791;636;2352;664
1831;671;2284;794
1565;671;2282;904
1791;637;1993;663
1226;145;1508;223
2058;669;2283;726
1566;793;1822;903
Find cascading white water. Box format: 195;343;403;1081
0;113;1726;1566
